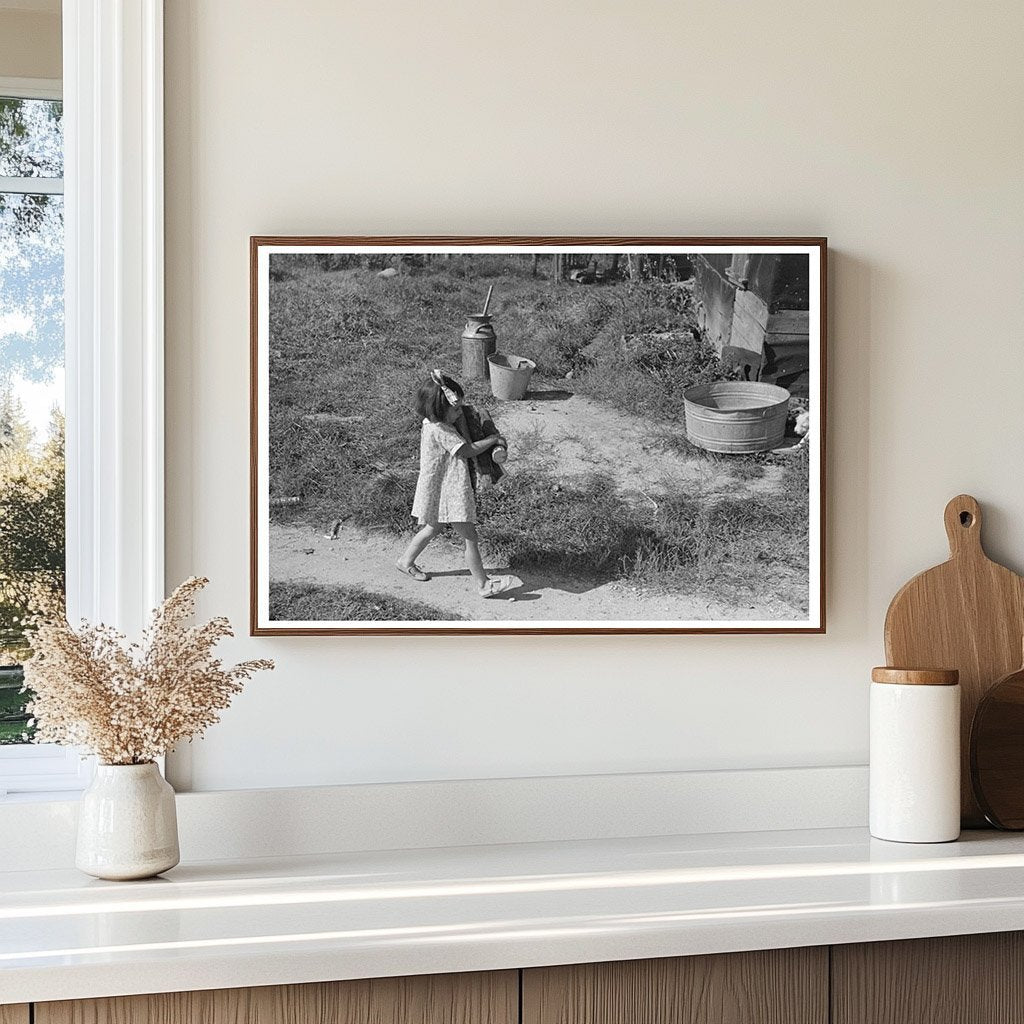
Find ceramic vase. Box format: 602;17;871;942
76;762;180;880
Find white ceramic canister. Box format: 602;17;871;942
870;667;961;843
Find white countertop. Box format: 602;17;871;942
4;826;1024;1004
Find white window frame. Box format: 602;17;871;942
0;76;64;194
0;0;164;797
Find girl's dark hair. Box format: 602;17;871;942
415;373;464;422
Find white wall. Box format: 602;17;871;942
164;1;1024;792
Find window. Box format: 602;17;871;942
0;88;66;733
0;79;81;795
1;5;166;797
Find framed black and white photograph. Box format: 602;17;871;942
250;237;826;635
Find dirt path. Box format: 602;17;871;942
269;384;806;624
270;522;802;623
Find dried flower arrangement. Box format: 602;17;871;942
23;577;273;765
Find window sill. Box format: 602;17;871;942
0;745;94;799
0;789;86;804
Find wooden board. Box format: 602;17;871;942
721;343;764;380
522;949;828;1024
832;932;1024;1024
970;656;1024;827
730;287;770;356
36;972;518;1024
692;257;737;355
0;1007;30;1024
884;494;1024;826
766;309;809;334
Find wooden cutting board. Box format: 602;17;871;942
884;494;1024;826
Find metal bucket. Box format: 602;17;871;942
683;381;791;453
461;315;496;381
488;353;536;401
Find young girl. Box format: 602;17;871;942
397;369;517;598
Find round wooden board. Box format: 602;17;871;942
971;663;1024;829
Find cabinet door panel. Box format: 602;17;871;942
0;1007;29;1024
523;948;827;1024
832;932;1024;1024
36;971;517;1024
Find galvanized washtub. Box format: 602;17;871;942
683;381;791;454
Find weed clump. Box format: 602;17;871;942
478;472;649;575
621;479;809;606
269;581;463;622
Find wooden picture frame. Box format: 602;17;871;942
251;237;826;635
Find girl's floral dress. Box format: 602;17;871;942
411;419;476;524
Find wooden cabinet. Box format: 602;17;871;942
522;948;828;1024
34;972;517;1024
831;932;1024;1024
13;934;1024;1024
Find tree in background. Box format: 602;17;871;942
0;392;65;665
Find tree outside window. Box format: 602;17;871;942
0;94;65;744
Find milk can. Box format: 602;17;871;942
461;285;497;381
461;315;496;381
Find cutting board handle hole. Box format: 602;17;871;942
960;511;974;527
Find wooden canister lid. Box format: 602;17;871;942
871;667;960;686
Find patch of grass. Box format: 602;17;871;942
655;429;772;482
727;460;769;483
269;581;463;622
349;469;419;533
474;462;808;610
512;421;548;461
779;438;811;494
621;479;809;607
478;471;649;576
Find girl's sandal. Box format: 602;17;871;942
396;560;429;582
479;575;518;599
